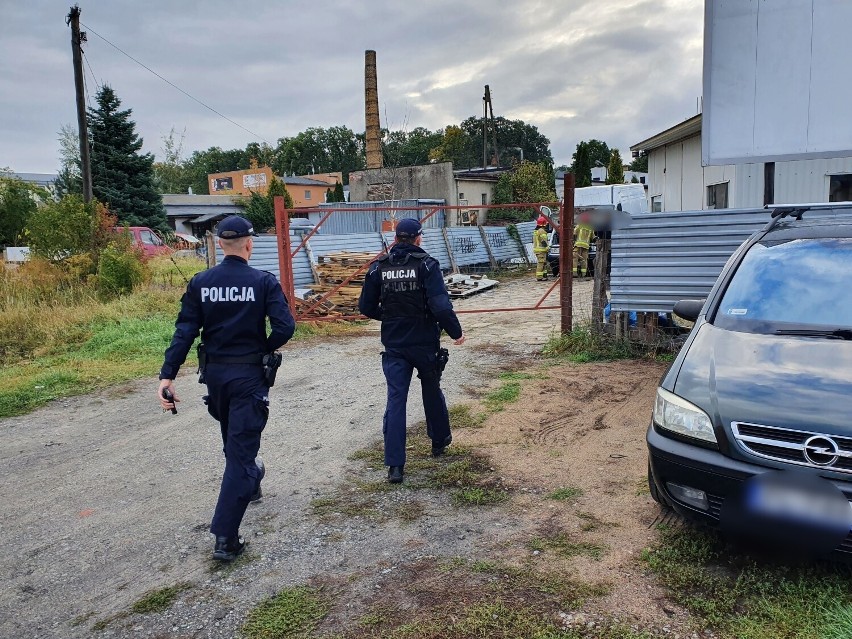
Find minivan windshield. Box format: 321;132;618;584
715;237;852;332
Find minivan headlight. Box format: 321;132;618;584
653;388;716;444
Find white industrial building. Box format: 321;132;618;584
631;114;852;212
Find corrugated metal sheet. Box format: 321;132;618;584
445;227;490;267
611;207;852;312
215;234;281;277
215;234;314;286
310;199;446;234
307;233;385;261
382;229;452;271
291;243;313;286
515;220;537;245
482;226;524;263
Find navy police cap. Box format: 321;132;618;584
395;218;422;239
217;215;258;239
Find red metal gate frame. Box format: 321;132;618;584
273;177;575;331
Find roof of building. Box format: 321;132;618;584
1;171;58;185
453;166;511;182
631;114;702;153
162;194;247;206
281;175;334;187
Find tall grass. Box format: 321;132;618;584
0;256;362;418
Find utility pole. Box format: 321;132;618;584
67;5;93;203
482;87;488;168
485;85;499;167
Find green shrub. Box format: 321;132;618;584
98;245;145;296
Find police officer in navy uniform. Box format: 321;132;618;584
158;215;295;561
359;218;465;484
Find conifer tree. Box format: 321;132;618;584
88;86;165;229
606;149;625;184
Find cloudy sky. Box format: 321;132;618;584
1;0;703;174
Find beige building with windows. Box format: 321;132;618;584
206;168;343;208
631;114;852;212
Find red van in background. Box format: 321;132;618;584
115;227;173;258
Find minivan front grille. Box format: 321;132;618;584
731;422;852;475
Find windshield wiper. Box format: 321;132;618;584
774;328;852;340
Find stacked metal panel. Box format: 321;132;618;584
481;226;524;263
444;227;491;268
610;207;852;313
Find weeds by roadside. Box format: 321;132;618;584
482;371;541;413
542;327;675;363
312;413;508;524
242;586;331;639
530;532;607;560
131;582;193;614
0;255;365;418
642;524;852;638
313;557;613;638
548;486;584;501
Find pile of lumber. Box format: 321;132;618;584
310;251;377;314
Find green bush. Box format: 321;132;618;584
25;196;117;263
98;244;145;296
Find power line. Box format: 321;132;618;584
81;21;271;145
82;50;101;92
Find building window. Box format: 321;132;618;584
458;192;464;200
707;182;729;210
829;174;852;202
651;196;663;212
304;190;311;200
481;193;487;205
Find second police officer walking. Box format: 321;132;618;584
158;215;295;562
359;218;465;484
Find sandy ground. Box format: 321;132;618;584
0;276;684;638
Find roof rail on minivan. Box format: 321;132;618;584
761;201;852;231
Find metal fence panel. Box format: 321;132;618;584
515;220;537;245
610;207;852;313
215;234;314;287
482;226;524;263
445;227;491;267
311;199;446;234
382;228;452;270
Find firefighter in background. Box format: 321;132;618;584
532;215;550;281
573;212;596;278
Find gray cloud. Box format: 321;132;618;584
0;0;702;173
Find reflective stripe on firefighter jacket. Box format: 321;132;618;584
533;227;549;254
574;223;595;250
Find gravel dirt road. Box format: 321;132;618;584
0;277;681;638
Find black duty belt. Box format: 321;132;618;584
207;354;265;365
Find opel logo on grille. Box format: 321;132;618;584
803;435;840;466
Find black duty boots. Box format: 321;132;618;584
432;434;453;457
212;535;246;562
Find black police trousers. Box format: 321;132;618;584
382;346;451;467
204;365;269;539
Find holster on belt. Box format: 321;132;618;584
437;347;449;381
262;352;283;387
196;342;207;384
